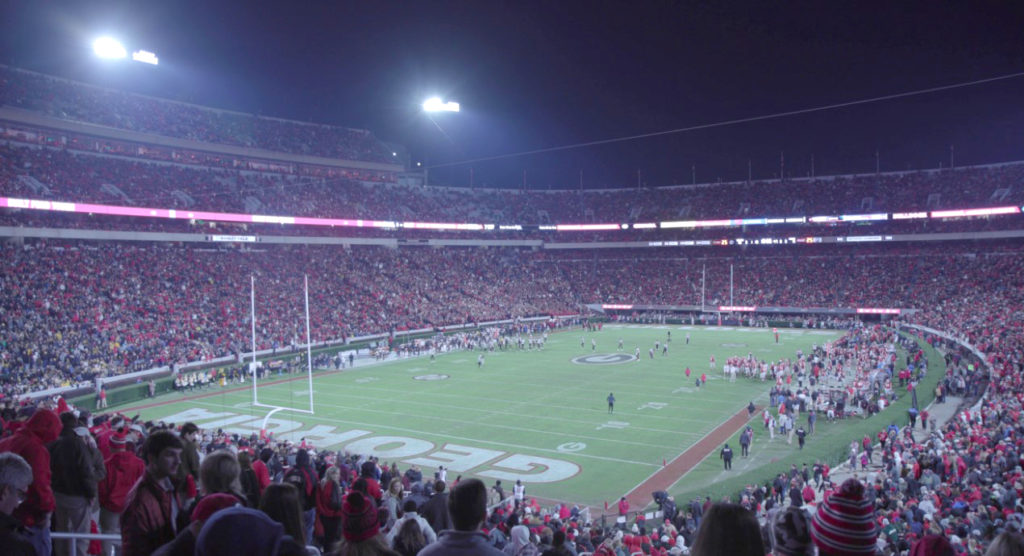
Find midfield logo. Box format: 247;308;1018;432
571;353;638;365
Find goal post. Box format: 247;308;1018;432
250;275;315;433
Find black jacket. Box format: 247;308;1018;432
0;511;36;556
419;492;453;534
49;427;97;498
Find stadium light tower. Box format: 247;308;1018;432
422;97;460;113
92;37;127;59
92;36;159;65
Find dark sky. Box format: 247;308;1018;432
2;1;1024;189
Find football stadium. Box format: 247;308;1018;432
1;4;1023;556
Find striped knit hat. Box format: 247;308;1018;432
811;478;878;556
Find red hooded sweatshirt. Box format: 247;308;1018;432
0;409;61;527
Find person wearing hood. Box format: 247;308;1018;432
0;407;60;556
405;482;429;511
499;528;540;556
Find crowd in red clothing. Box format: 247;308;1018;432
0;67;395;163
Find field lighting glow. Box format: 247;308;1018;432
131;50;159;65
93;37;127;59
423;97;460;112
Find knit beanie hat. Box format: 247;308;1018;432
192;493;241;523
110;430;128;451
342;491;380;542
774;507;814;556
811;478;878;556
196;507;285;556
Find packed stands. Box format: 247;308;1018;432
0;66;395;163
2;66;1024;556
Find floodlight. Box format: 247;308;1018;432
131;50;159;65
93;37;127;59
423;97;460;112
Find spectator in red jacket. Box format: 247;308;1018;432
252;448;272;496
0;407;60;556
98;430;145;556
120;430;184;556
316;466;344;548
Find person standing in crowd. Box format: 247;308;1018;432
253;448;273;497
283;449;319;545
330;490;397;556
259;483;307;552
151;493;238;556
419;481;452;535
387;499;436;551
317;466;345;549
513;480;525;508
178;423;201;489
50;413;97;556
739;427;752;457
417;478;504;556
0;408;60;556
121;430;185;556
0;452;36;556
796;425;807;450
810;478;877;556
98;430;145;556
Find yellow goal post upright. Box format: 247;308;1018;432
250;274;315;435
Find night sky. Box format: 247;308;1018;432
2;1;1024;189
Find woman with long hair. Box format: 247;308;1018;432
381;477;404;531
261;482;309;549
238;450;262;507
317;466;345;549
689;502;765;556
199;449;247;503
390;518;426;556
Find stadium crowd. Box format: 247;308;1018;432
3;64;1024;555
0;67;394;163
1;270;1023;555
3;137;1024;230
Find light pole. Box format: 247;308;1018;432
420;97;460;187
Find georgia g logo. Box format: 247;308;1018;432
572;353;637;365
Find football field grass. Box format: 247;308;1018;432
128;325;844;508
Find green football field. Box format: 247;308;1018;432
127;325;844;508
